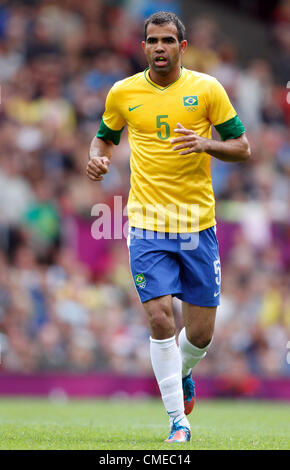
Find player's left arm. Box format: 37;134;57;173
171;123;251;162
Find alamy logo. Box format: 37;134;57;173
91;196;200;252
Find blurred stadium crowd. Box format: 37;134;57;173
0;0;289;378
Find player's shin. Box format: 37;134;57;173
150;335;189;428
178;327;212;377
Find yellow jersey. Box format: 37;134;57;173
97;67;245;232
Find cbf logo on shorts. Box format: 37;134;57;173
135;273;146;289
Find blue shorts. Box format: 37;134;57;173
127;226;221;307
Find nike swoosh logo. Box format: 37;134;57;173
214;291;220;297
128;104;143;112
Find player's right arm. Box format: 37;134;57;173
86;85;125;182
86;137;113;181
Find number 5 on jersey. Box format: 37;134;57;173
156;115;170;140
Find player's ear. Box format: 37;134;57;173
142;41;146;51
180;40;187;55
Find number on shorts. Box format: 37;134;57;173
213;259;221;286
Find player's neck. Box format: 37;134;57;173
148;65;182;87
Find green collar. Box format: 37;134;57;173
144;66;184;91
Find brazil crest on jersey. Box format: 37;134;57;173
97;67;245;232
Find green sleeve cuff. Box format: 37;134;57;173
96;118;124;145
214;115;245;141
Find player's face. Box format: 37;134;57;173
142;23;187;75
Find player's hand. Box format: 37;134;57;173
86;156;110;181
171;123;209;155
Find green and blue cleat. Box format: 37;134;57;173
165;417;191;443
182;370;196;415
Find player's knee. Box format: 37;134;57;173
145;298;169;320
150;311;170;330
144;298;175;338
187;332;212;350
148;309;175;338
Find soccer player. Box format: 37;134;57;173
86;12;250;443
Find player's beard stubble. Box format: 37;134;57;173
148;49;181;76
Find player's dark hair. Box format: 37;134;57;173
144;11;186;43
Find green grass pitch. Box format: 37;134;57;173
0;398;289;450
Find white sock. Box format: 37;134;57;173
150;335;190;428
179;327;212;378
